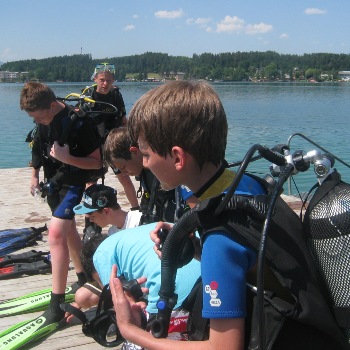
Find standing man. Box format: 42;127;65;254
82;63;139;237
20;82;102;324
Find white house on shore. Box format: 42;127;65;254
338;71;350;81
0;71;28;82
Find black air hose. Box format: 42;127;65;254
151;208;199;338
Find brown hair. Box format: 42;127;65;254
128;80;228;168
94;70;115;80
103;127;137;165
20;82;56;111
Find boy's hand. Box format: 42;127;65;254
150;222;174;259
50;141;70;163
110;265;147;331
30;183;40;196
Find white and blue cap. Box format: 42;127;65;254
179;185;194;201
73;184;117;215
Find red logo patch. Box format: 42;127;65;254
210;281;218;290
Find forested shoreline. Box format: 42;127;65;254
1;51;350;82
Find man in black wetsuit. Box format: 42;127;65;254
83;63;127;139
20;82;102;323
81;64;139;237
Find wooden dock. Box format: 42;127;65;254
0;168;136;349
0;167;304;350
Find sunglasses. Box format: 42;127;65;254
95;63;115;73
91;63;115;80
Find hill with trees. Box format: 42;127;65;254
1;51;350;82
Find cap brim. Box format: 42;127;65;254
73;204;98;215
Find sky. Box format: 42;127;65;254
1;0;350;63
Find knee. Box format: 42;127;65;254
48;227;66;246
75;286;100;309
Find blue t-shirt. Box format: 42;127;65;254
94;222;201;314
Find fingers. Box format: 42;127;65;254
110;265;148;305
110;265;124;308
50;141;69;161
150;221;174;246
153;244;162;259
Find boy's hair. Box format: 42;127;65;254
93;70;115;81
20;82;56;111
128;80;228;169
103;127;137;165
81;234;108;281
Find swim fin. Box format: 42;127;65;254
0;250;50;268
0;230;45;256
0;225;47;244
0;311;66;350
0;259;52;280
0;286;75;318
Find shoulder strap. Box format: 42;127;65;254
59;105;86;146
111;86;126;116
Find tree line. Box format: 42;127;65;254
1;51;350;82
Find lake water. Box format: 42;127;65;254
1;81;350;195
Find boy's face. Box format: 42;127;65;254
112;152;143;177
27;105;55;125
85;209;109;228
138;135;179;191
94;72;115;94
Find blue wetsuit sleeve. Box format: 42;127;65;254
235;174;266;196
201;231;256;319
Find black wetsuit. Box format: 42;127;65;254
137;168;177;224
88;86;126;141
32;105;100;218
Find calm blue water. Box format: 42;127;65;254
1;81;349;194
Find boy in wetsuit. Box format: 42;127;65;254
106;80;261;350
83;64;139;237
20;82;101;323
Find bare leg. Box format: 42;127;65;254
67;218;83;273
48;216;73;294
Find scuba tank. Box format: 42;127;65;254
303;170;350;344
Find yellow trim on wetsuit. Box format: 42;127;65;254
198;168;236;201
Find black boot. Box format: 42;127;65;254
71;271;88;293
41;292;66;326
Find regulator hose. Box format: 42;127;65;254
150;208;200;338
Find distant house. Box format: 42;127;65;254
162;71;186;80
0;71;28;82
338;71;350;81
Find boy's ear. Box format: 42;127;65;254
172;146;186;170
129;146;139;154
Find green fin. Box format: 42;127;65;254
0;286;75;318
0;313;64;350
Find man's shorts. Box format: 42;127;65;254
47;184;84;220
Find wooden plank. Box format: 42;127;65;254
0;168;133;349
